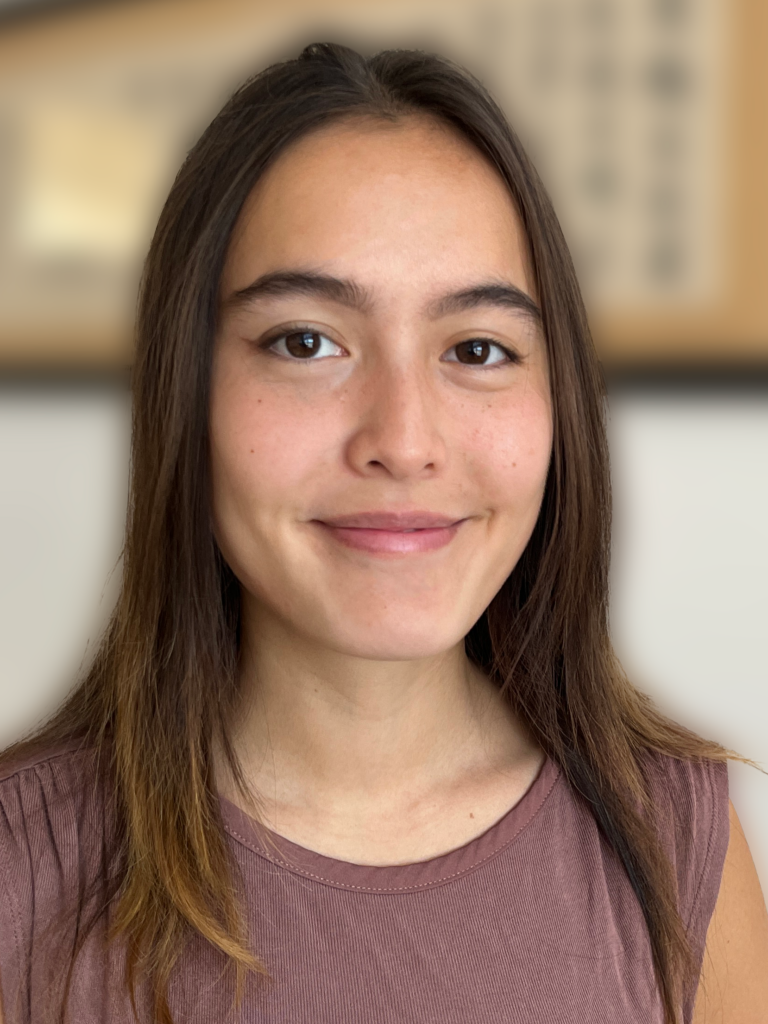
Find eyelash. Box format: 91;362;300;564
259;326;521;369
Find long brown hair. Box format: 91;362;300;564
1;41;738;1024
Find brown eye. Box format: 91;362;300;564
265;330;345;361
446;339;515;367
285;331;324;358
456;340;491;364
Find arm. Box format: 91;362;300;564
692;800;768;1024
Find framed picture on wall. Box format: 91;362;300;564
0;0;766;373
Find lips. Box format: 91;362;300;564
316;511;464;530
313;513;466;555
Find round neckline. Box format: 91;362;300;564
219;754;561;893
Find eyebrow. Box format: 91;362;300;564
226;271;372;314
225;269;542;324
427;283;542;323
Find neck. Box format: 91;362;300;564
215;601;540;825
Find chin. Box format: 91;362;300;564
323;621;466;662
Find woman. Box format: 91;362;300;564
0;41;765;1024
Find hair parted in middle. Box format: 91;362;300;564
0;40;737;1024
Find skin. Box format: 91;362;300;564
692;802;768;1023
210;116;550;863
204;115;768;1021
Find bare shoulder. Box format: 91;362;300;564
692;800;768;1024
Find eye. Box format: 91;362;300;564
443;338;518;368
263;329;345;361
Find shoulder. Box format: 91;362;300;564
0;738;106;842
0;738;112;939
639;751;730;941
0;735;98;783
692;800;768;1023
0;740;120;1022
639;752;729;866
641;748;729;809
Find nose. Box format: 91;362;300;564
344;360;447;481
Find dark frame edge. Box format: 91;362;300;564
602;362;768;393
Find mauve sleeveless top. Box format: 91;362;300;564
0;740;729;1024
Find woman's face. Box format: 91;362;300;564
210;117;552;661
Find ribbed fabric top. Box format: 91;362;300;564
219;753;561;894
0;740;729;1024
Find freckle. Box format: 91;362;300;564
512;462;517;468
250;449;254;453
469;812;475;819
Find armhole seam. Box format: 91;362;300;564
0;806;26;998
685;759;727;932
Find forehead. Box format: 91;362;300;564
221;116;534;304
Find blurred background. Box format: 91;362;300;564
0;0;766;893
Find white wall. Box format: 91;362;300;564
0;385;766;896
607;390;768;896
0;386;130;742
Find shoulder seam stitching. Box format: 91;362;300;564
0;744;92;788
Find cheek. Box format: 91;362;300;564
209;382;332;534
459;389;553;514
